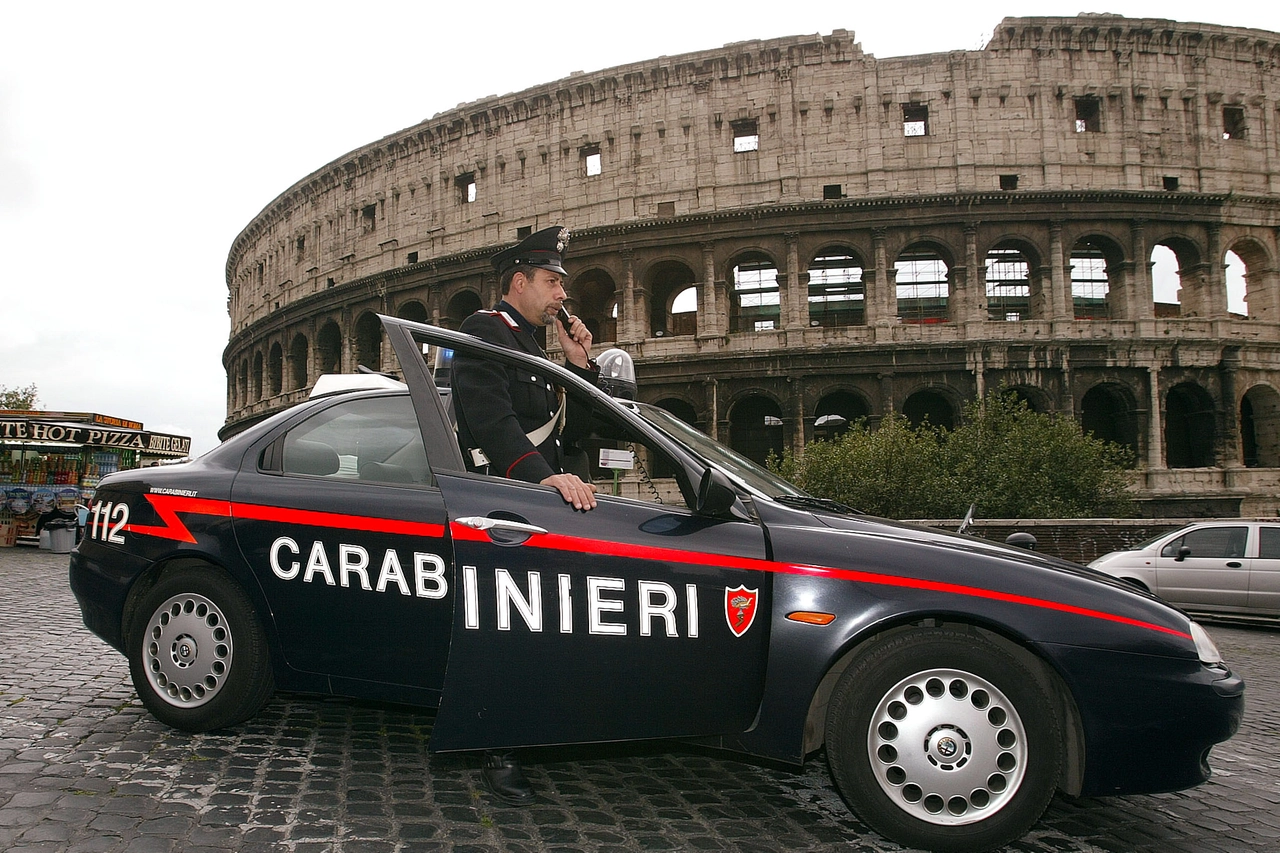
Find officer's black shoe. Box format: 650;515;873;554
481;752;536;806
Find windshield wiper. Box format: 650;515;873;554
773;495;862;515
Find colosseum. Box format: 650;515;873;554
224;13;1280;517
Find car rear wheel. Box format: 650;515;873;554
825;627;1062;853
127;566;274;732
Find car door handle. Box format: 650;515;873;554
456;516;547;535
1227;561;1243;568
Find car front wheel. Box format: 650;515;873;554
825;627;1062;853
127;566;274;732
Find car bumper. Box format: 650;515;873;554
1038;642;1244;796
68;543;152;654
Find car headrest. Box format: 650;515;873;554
286;439;340;476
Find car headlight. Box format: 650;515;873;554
1190;621;1223;665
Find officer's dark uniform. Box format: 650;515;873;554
451;225;597;807
453;226;597;482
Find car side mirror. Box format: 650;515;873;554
696;467;737;516
1175;545;1191;562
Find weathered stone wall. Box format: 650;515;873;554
223;14;1280;512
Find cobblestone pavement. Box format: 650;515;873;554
2;547;1277;853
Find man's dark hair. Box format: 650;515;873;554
500;267;521;294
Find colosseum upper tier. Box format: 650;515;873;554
225;14;1280;516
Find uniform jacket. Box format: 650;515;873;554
454;302;598;482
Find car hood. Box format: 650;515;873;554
797;507;1150;593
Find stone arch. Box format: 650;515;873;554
267;342;284;397
444;290;483;329
317;320;343;374
1070;234;1125;320
807;247;866;327
289;333;309;390
568;267;618;343
1165;382;1217;468
236;359;248;409
645;259;698;338
894;241;953;323
728;394;785;465
354;312;383;372
251;350;265;402
984;238;1044;321
655;397;699;427
1150;234;1206;317
397;299;430;324
1241;384;1280;468
1000;383;1052;413
1080;382;1140;457
902;387;958;430
728;251;781;333
814;390;872;439
1225;236;1275;321
1150;244;1182;315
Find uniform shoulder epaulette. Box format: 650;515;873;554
476;309;521;330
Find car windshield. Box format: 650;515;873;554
628;401;809;500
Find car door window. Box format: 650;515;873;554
1259;527;1280;560
1161;527;1247;559
281;396;432;486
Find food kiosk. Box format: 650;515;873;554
0;410;191;548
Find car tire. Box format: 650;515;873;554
127;565;274;732
825;627;1062;853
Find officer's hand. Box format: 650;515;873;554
541;473;598;511
556;314;593;368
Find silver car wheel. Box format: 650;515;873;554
142;593;233;708
867;667;1029;826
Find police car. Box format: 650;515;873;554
70;315;1243;853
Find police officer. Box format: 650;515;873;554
452;225;598;804
454;225;598;511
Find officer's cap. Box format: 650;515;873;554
491;226;570;277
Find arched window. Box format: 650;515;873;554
986;246;1031;321
1241;385;1280;468
445;291;483;329
397;300;430;324
1151;245;1180;317
569;269;618;343
808;252;865;327
1165;383;1216;468
289;334;309;390
268;343;284;397
902;389;956;430
814;391;870;439
1070;242;1110;319
317;321;343;375
655;398;699;427
1225;250;1248;317
355;313;383;372
251;351;265;402
1080;384;1139;457
729;396;784;465
895;246;949;323
730;253;780;332
647;261;698;338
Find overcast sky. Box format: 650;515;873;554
3;2;1278;457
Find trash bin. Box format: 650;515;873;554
47;520;76;554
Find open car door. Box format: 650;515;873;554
383;315;772;752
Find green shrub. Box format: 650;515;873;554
774;391;1135;519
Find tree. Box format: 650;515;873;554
0;383;39;410
774;392;1135;519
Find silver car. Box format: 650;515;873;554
1090;521;1280;619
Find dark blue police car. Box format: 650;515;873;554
70;315;1243;853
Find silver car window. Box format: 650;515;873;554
1162;526;1248;559
1259;527;1280;560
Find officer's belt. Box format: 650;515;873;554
467;395;566;469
